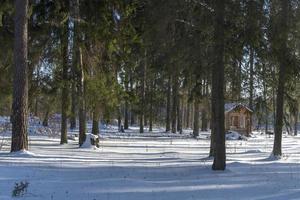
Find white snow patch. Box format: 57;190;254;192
80;133;98;149
10;150;36;157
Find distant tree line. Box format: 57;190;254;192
0;0;300;170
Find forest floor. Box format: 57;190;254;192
1;123;300;200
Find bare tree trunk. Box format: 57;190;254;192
78;47;86;146
186;101;190;128
60;20;69;145
294;110;298;136
149;80;154;132
272;0;288;157
263;64;268;134
139;54;146;133
166;74;171;132
193;100;200;138
129;70;135;126
70;0;86;146
130;109;135;126
211;0;226;170
42;108;49;127
248;47;254;136
91;106;100;147
201;109;208;131
118;107;122;131
124;72;129;129
92;115;99;135
249;48;254;110
11;0;29;152
171;73;178;133
92;107;100;136
177;97;182;134
70;83;77;129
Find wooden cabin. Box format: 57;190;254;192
225;103;253;136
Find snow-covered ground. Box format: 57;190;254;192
1;123;300;199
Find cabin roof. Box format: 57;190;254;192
225;103;253;113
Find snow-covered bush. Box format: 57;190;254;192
81;133;99;149
226;131;247;140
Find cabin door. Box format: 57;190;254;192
231;116;239;128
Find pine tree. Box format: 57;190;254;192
272;0;289;157
211;0;226;171
11;0;29;152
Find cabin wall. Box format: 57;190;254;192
225;108;252;135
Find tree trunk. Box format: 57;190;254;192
129;70;135;126
294;110;298;136
177;97;182;134
42;109;49;127
248;47;254;136
92;108;100;136
91;106;100;146
69;0;78;131
263;64;268;134
70;0;86;146
78;47;86;146
193;100;200;138
60;20;69;145
165;74;171;132
211;0;226;170
118;107;122;131
272;0;288;157
70;82;77;129
124;72;129;129
149;80;154;132
186;101;190;129
130;109;135;126
201;109;208;131
171;73;178;133
11;0;29;152
124;102;129;129
139;53;146;133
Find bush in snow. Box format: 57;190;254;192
81;133;99;148
226;131;247;140
12;181;29;197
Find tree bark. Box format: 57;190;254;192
149;80;154;132
78;47;86;146
139;53;146;133
211;0;226;170
69;0;78;131
60;20;69;145
42;109;49;127
124;72;129;129
11;0;29;152
165;74;171;132
92;108;100;136
70;82;77;129
177;97;182;134
193;100;200;138
262;64;268;134
201;109;208;131
171;73;178;133
248;47;254;136
186;101;190;129
294;110;298;136
272;0;288;157
91;106;100;146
